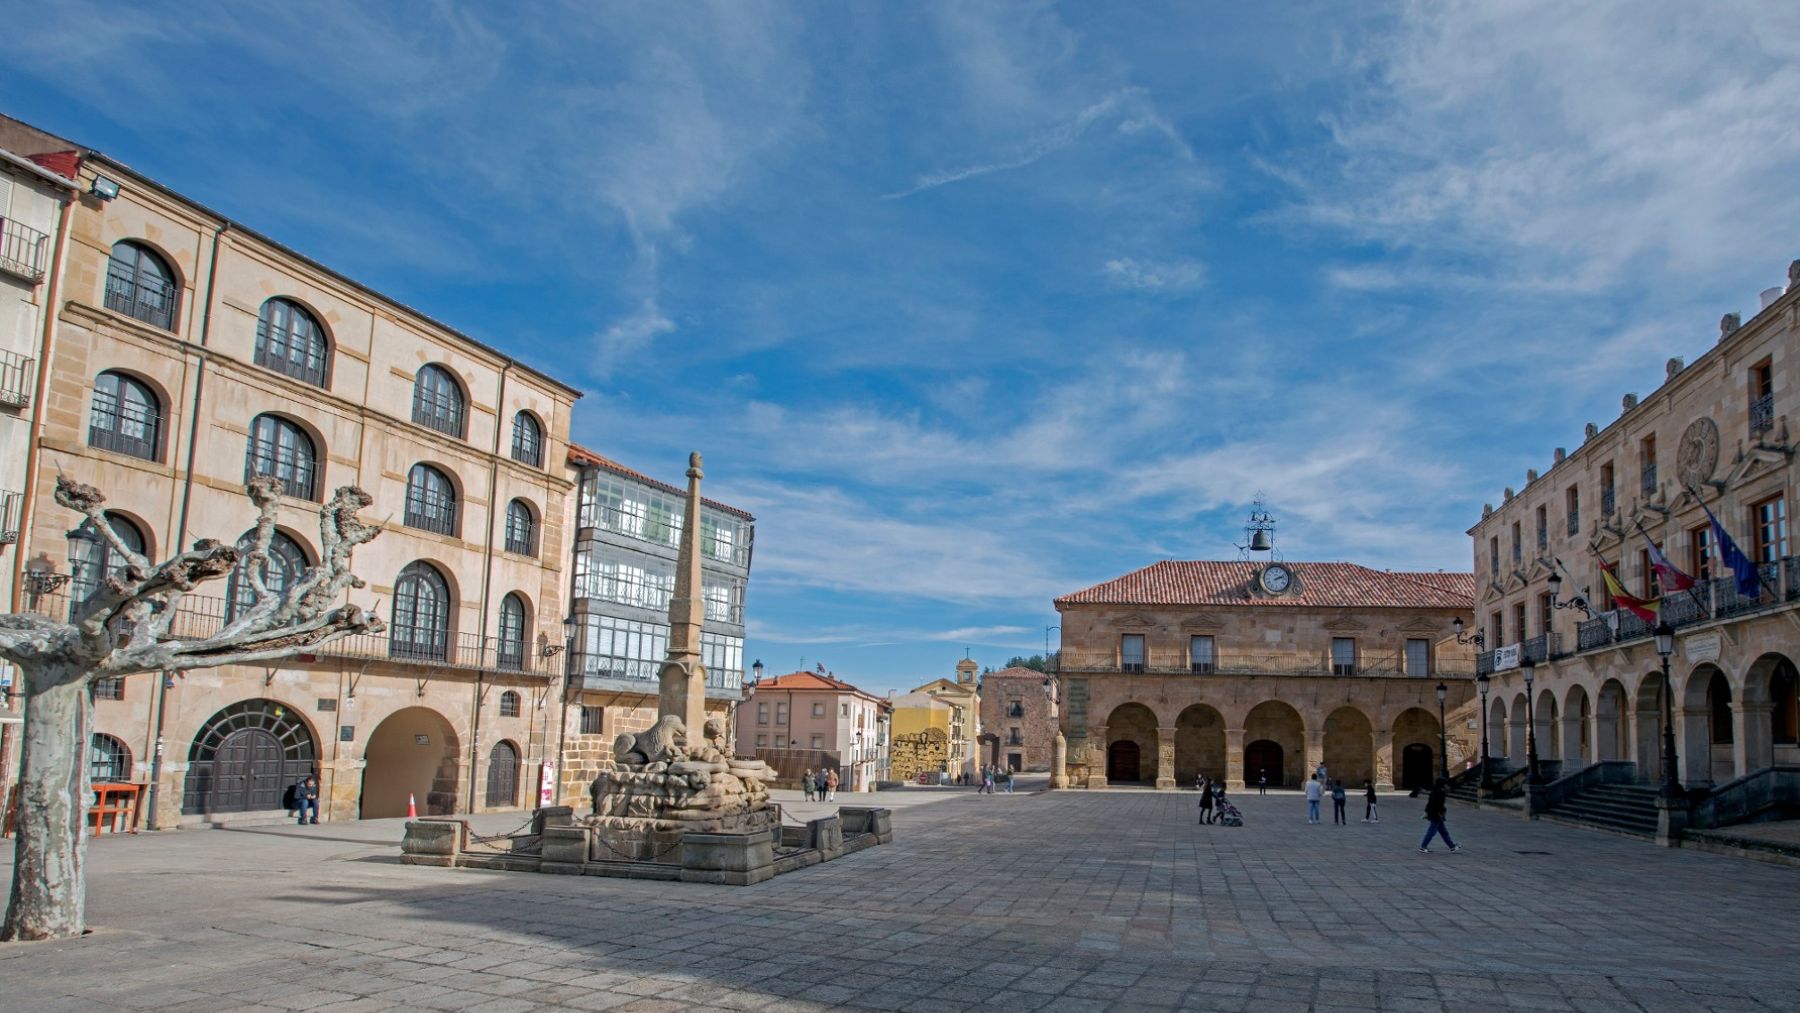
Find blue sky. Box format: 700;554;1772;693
7;2;1799;693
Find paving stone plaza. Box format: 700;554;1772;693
3;785;1798;1012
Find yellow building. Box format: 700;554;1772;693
911;658;981;775
888;690;954;781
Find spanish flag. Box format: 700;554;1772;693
1597;556;1659;622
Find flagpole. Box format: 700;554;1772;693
1635;519;1710;620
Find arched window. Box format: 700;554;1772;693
510;412;543;466
255;298;330;387
90;733;132;784
499;690;521;718
504;499;536;555
227;530;309;620
104;241;178;330
391;562;451;661
69;512;147;612
403;464;458;536
245;414;319;500
497;593;527;671
411;364;465;438
89;371;163;460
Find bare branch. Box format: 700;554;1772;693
72;540;238;651
0;615;76;667
103;605;384;676
54;477;149;575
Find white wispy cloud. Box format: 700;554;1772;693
1102;257;1206;292
592;299;676;378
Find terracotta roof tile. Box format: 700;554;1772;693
1055;561;1474;610
752;671;884;702
567;443;754;520
983;667;1050;680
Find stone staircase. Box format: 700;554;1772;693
1544;782;1660;838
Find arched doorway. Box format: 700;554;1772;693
1509;693;1528;759
1104;703;1158;784
362;707;461;818
1244;700;1304;788
485;740;520;809
1487;698;1507;761
1322;706;1374;787
1563;685;1592;765
1535;690;1560;761
1744;652;1798;770
182;699;317;815
1401;744;1434;789
1634;674;1665;783
1596;679;1629;762
1107;740;1141;782
1244;740;1284;788
1680;665;1729;785
1173;703;1226;785
1391;707;1440;791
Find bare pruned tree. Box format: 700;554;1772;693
0;475;382;940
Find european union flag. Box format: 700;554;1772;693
1703;503;1762;598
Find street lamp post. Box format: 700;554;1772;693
1655;621;1682;800
1476;673;1491;794
1522;658;1541;785
1435;682;1449;780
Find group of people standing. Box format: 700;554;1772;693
1302;767;1381;826
977;765;1014;793
800;767;840;802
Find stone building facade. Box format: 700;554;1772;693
0;115;583;828
978;666;1056;772
734;671;888;790
553;446;752;805
1468;259;1800;787
1055;561;1477;791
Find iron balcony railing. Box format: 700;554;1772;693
510;426;542;467
402;487;460;537
1574;557;1800;652
569;655;744;693
87;400;163;461
1601;487;1617;517
245;442;318;500
0;216;49;281
410;385;464;437
0;489;21;545
1751;393;1775;436
103;266;177;330
504;528;535;555
1567;509;1580;537
253;326;330;388
0;348;34;408
1641;462;1657;495
1059;648;1475;678
1478;633;1564;672
20;588;562;677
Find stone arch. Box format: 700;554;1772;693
1509;692;1528;759
1391;707;1440;791
1682;664;1732;784
1487;697;1507;761
1104;703;1158;784
1633;673;1666;783
1535;689;1560;761
1322;706;1374;788
1562;684;1593;765
1244;700;1304;788
180;698;318;816
1743;652;1799;770
1594;678;1629;762
362;706;462;818
1173;703;1226;785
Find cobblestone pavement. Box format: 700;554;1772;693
2;787;1797;1012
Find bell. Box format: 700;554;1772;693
1249;529;1272;552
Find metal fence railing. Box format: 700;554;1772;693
1058;648;1475;679
0;216;49;281
0;348;33;408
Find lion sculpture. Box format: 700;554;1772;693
613;714;686;766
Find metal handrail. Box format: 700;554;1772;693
1058;648;1475;678
0;216;49;280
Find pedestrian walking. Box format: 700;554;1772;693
292;773;320;825
1198;777;1215;825
1363;779;1380;823
826;768;839;801
982;767;995;794
1330;779;1347;825
802;768;815;801
1004;768;1015;793
815;768;830;802
1316;762;1328;790
1418;777;1461;853
1258;769;1267;795
1305;773;1323;824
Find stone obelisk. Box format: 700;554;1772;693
657;451;708;738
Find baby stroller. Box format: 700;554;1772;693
1215;797;1244;827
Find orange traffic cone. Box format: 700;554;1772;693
406;792;417;819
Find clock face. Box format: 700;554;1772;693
1677;417;1719;490
1262;564;1292;594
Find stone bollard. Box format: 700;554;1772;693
840;806;892;844
400;819;464;867
808;814;844;861
532;805;574;835
1050;731;1068;789
680;828;776;885
540;825;591;875
1655;795;1690;848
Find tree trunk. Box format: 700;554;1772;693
3;664;91;941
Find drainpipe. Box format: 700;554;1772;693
468;362;511;812
556;473;584;805
145;219;227;831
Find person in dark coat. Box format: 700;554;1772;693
1198;777;1215;825
1418;777;1460;853
293;774;320;825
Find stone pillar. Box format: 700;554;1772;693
1735;702;1771;779
1305;731;1324;783
1155;726;1177;790
323;757;365;823
1084;726;1108;789
1371;731;1394;792
1655;793;1690;847
1679;706;1711;785
1050;731;1068;789
1225;728;1245;790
